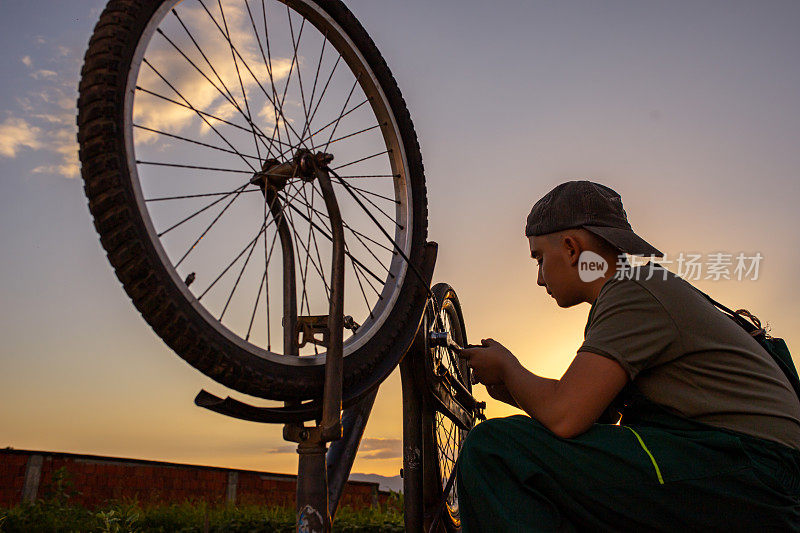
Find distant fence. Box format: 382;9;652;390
0;448;391;510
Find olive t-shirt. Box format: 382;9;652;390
580;263;800;450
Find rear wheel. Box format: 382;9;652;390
402;283;474;532
423;283;470;532
78;0;428;401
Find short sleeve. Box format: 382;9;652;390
579;279;678;380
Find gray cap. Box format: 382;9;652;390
525;180;662;257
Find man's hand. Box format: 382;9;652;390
461;338;629;438
459;338;522;386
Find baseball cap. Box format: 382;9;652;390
525;180;662;257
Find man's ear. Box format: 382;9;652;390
562;235;582;266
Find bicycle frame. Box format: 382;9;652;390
194;152;481;532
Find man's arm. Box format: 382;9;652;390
485;383;520;408
461;340;629;438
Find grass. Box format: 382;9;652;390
0;468;404;532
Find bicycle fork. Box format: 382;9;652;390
257;150;344;533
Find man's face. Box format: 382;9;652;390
529;234;583;308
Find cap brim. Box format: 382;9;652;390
583;225;663;257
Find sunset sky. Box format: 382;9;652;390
2;0;800;480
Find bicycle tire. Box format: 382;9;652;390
78;0;428;401
423;283;469;532
401;283;471;532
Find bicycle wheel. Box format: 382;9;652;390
424;283;470;531
78;0;428;401
402;283;472;532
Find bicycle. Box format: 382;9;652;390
78;1;483;530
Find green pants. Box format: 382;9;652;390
456;401;800;532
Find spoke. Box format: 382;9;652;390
133;123;261;161
445;418;456;465
301;30;328;146
262;190;282;348
298;186;319;355
294;182;331;301
153;23;274;159
282;199;386;285
322;76;360;153
332;169;429;293
273;7;306;148
175;184;249;268
301;191;393;278
196;0;309;149
137;160;253;174
199;183;304;302
335;174;397;179
350;252;383;298
348;242;374;320
140;59;258;172
334;178;402;229
285;181;391;282
283;194;312;316
219;219;266;320
198;219;266;300
344;225;393;254
135;86;293;151
245;0;283;157
333;181;399;204
246;270;267;342
331;149;390;171
305;54;340;132
287;6;311;151
307;186;330;300
292;187;394;253
216;0;263;163
348;227;393;276
327;123;381;147
171;8;242;109
246;190;281;343
283;97;369;159
257;181;312;350
146;188;261;202
158;182;249;237
281;186;332;301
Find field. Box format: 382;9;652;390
0;468;404;532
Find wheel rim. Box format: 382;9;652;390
432;298;466;524
123;0;414;364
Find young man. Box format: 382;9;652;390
456;181;800;531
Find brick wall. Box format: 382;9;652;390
0;449;390;510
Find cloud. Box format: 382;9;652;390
31;70;58;80
358;438;402;460
263;438;402;460
0;117;42;157
3;105;79;177
264;444;297;454
133;1;291;144
4;40;79;178
7;1;306;179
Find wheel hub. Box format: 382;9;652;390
250;149;334;192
